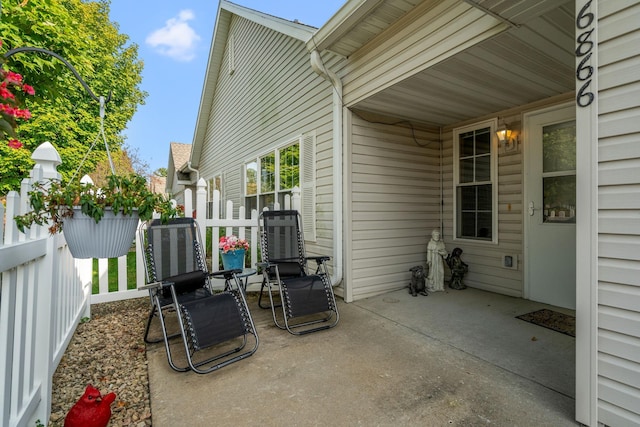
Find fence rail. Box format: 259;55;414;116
1;142;300;426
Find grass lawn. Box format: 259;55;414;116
92;250;137;294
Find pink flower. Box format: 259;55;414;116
0;49;34;147
0;103;16;115
0;85;14;100
8;139;23;149
15;108;31;119
22;84;35;95
4;71;22;84
218;235;249;253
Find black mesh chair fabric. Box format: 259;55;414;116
139;218;258;374
282;275;334;318
146;218;203;282
160;270;208;298
259;210;339;335
269;261;304;278
180;293;248;351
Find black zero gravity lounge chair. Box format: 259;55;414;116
139;217;258;374
258;210;339;335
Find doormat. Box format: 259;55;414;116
516;309;575;337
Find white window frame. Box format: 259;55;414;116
244;136;301;210
243;132;316;240
452;119;498;244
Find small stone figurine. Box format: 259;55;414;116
426;229;448;292
446;247;468;290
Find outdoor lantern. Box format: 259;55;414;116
496;123;512;145
496;121;517;151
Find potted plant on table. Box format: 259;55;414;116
14;174;179;258
219;235;249;270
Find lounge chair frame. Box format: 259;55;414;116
140;218;258;374
258;210;339;335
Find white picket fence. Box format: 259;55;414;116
1;143;92;427
0;142;299;427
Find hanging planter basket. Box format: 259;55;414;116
8;50;181;255
62;207;139;259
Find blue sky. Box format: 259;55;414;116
108;0;345;174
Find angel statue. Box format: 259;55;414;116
426;229;448;292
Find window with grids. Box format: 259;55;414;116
455;125;494;241
244;141;299;214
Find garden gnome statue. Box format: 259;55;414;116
446;247;468;290
426;229;448;292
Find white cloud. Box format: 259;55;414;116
146;10;201;62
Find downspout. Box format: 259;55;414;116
184;162;200;216
310;49;343;290
440;127;444;236
185;161;200;183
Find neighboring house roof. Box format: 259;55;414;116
166;142;192;191
170;142;192;170
190;0;317;168
149;175;166;195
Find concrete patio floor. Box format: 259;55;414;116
146;287;578;426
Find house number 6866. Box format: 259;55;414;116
576;0;594;107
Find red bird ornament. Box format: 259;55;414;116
64;384;116;427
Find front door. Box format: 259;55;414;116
524;104;576;309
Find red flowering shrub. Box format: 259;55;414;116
0;40;35;149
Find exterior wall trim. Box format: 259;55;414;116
575;0;598;424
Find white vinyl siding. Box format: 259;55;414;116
346;98;566;301
196;14;334;259
596;1;640;425
348;114;441;300
442;106;547;299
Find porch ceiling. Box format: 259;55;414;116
328;0;576;127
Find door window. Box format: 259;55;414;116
541;121;576;223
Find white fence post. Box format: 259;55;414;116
196;178;207;234
292;186;301;212
211;187;221;258
184;187;193;219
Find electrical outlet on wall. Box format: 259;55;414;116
502;254;518;270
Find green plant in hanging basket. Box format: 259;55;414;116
15;174;179;235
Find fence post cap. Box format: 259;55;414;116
80;175;94;185
31;141;61;164
31;142;61;181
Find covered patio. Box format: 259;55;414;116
146;287;576;426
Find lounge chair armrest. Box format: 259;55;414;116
308;256;331;265
138;281;163;291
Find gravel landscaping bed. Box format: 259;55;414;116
49;298;152;427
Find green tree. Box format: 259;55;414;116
153;167;168;177
89;144;150;187
0;0;147;196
